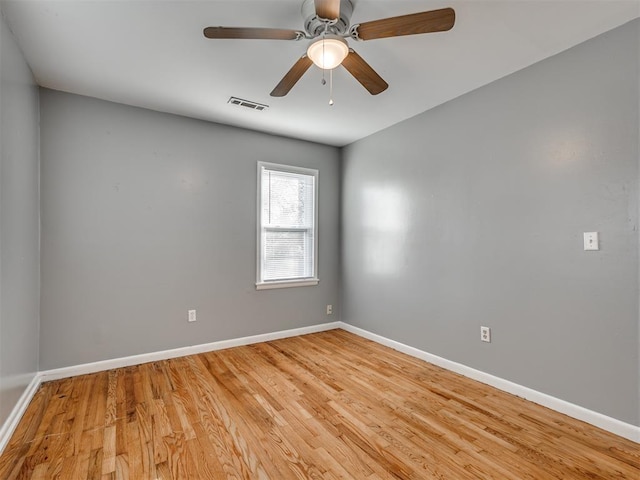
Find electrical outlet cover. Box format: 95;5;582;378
481;326;491;343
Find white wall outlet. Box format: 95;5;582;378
188;309;197;322
481;326;491;343
326;304;333;315
583;232;599;251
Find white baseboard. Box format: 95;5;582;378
339;322;640;443
40;321;342;382
0;373;42;455
0;321;341;455
2;319;637;457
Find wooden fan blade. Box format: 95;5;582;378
314;0;340;20
341;49;388;95
203;27;303;40
270;55;314;97
354;8;455;41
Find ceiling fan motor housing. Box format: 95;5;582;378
302;0;354;37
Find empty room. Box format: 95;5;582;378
0;0;639;478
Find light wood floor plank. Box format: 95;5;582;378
0;329;638;479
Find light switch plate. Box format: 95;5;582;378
584;232;599;251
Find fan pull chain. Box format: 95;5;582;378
329;68;334;106
317;22;335;105
320;34;327;86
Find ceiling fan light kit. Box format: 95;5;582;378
203;0;455;98
307;35;349;69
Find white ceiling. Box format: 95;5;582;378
2;0;639;146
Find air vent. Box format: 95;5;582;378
228;97;269;111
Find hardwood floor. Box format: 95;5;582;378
0;329;638;479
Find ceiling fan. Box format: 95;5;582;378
203;0;455;98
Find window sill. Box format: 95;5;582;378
256;279;319;290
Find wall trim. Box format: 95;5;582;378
0;321;341;455
339;322;640;443
40;321;342;382
0;373;42;455
2;320;637;456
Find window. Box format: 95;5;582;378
257;162;318;289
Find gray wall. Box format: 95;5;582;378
0;13;40;425
39;89;340;370
342;19;639;425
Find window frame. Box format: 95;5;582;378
256;161;319;290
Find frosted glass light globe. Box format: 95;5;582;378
307;36;349;70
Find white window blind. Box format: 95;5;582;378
257;162;318;289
